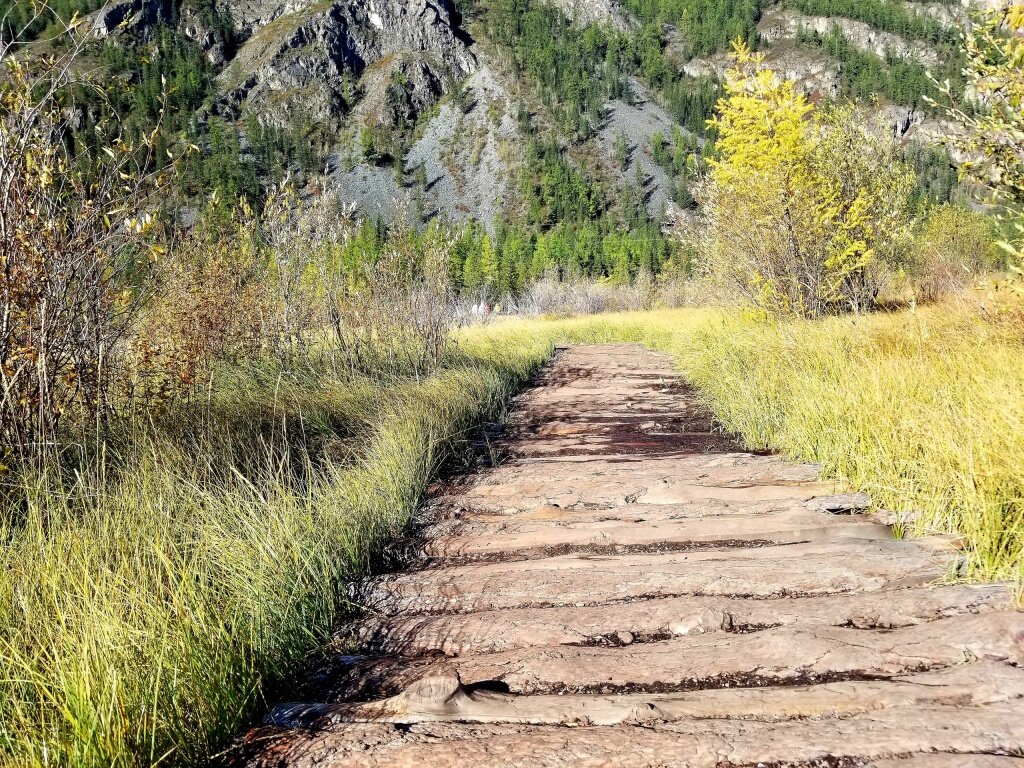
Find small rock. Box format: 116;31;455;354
670;609;729;636
805;492;872;514
401;668;463;706
871;508;923;527
669;617;705;636
615;631;634;646
628;702;667;723
871;509;900;525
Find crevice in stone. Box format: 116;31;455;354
728;622;783;634
347;585;872;619
574;630;675;647
570;620;785;648
528;665;942;697
717;752;1024;768
417;538;789;567
718;757;888;768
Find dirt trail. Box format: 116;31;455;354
227;344;1024;767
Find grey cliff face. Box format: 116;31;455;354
545;0;633;30
90;0;476;128
759;6;940;67
91;0;164;37
215;0;476;127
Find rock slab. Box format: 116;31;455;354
224;344;1024;768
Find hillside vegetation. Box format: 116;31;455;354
0;0;972;232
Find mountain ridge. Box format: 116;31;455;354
70;0;979;226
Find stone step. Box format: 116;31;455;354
267;662;1024;728
320;613;1024;701
448;479;844;513
349;583;1014;656
421;506;893;559
452;460;835;514
238;700;1024;768
358;540;953;614
875;756;1024;767
432;498;818;525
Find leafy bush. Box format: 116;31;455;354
0;43;168;462
332;221;458;378
939;3;1024;272
133;207;272;408
911;204;995;303
698;43;916;317
512;273;657;316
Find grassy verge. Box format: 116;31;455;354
674;304;1024;582
0;347;551;766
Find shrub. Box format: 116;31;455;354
333;222;457;378
912;204;995;303
507;272;701;317
0;42;167;462
132;207;272;409
699;43;916;317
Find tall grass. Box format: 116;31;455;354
673;303;1024;581
0;350;549;766
3;298;1021;767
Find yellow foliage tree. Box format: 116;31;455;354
701;42;915;317
938;4;1024;271
0;43;169;458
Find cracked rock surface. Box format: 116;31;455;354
223;344;1024;767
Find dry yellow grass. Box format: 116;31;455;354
0;364;535;767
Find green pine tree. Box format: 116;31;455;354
530;235;553;281
463;244;484;296
480;233;499;295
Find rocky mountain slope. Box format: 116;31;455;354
84;0;980;226
94;0;475;133
216;0;476;129
328;59;521;225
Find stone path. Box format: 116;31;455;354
228;344;1024;767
